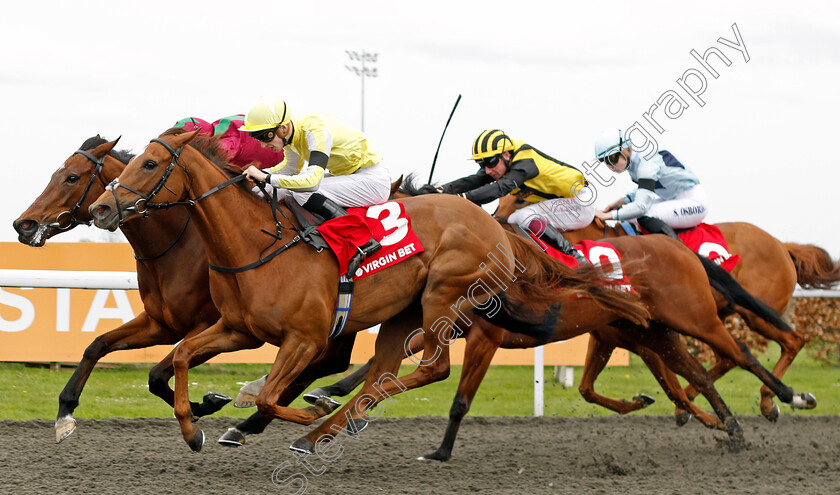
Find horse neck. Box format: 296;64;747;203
176;147;289;270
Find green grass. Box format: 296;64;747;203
1;346;838;420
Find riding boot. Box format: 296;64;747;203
302;193;381;277
637;216;681;242
540;225;587;264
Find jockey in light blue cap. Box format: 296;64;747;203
593;128;709;239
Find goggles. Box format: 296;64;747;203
475;154;501;168
250;127;278;143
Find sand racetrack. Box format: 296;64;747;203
1;415;838;494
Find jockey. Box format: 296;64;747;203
441;129;592;262
174;115;284;169
593;128;708;240
239;98;391;277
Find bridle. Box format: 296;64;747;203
105;138;195;224
106;136;302;272
48;150;108;231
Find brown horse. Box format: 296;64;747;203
285;230;811;459
13;136;360;444
87;130;648;452
536;210;835;420
272;179;812;459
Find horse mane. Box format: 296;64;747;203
399;172;441;196
79;135;134;164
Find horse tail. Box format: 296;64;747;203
695;253;793;333
398;172;440;197
498;233;651;338
784;243;840;290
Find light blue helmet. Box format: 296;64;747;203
594;128;631;161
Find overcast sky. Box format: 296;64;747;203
2;1;839;254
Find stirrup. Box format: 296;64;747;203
346;240;380;278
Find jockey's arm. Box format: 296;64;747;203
441;170;493;194
454;160;538;205
613;180;658;221
267;126;333;191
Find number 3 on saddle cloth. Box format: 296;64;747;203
316;202;425;279
314;202;424;338
527;233;635;293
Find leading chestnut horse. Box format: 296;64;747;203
495;193;837;421
87;130;649;451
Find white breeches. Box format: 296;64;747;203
281;162;392;208
645;184;709;229
508;197;595;232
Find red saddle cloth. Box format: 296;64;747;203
316;202;424;279
527;234;635;293
676;223;741;272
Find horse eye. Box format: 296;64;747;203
66;174;80;184
143;160;158;170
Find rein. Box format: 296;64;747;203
109;136;304;273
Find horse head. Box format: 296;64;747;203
14;137;122;246
89;130;200;231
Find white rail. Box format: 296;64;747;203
0;269;138;290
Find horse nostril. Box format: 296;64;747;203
15;219;37;234
94;205;109;216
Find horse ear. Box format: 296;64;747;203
91;138;120;158
169;129;201;148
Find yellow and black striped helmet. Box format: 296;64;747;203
470;129;514;160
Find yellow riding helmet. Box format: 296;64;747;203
238;98;291;132
470;129;514;160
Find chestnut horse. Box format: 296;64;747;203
500;194;837;421
88;130;649;452
244;185;811;459
14;137;364;443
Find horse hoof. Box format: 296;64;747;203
55;416;77;444
675;412;692;427
204;392;232;410
289;437;314;454
218;428;246;447
233;392;257;408
347;418;368;435
303;388;342;408
791;392;817;410
315;397;341;415
634;394;655;407
187;429;205;452
764;403;780;422
418;450;451;462
724;417;745;453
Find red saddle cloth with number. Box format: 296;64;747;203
316;202;424;279
676;223;741;272
527;234;635;293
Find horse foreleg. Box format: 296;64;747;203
289;308;422;454
219;333;359;447
172;322;262;452
148;345;230;418
253;333;328;425
421;321;504;462
56;312;179;443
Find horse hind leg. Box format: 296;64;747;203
578;332;657;414
421;321;504;462
737;310;813;420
